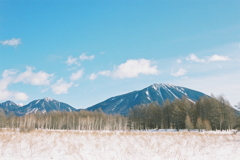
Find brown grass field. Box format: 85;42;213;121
0;129;240;160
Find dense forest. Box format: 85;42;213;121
0;96;239;131
128;96;239;131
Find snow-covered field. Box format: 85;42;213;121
0;129;240;160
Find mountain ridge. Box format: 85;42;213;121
86;83;209;115
0;97;77;116
1;83;210;116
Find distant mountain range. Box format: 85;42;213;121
0;83;209;116
86;83;208;115
0;97;76;116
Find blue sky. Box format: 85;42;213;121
0;0;240;108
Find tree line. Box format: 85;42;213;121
0;109;128;131
128;95;240;131
0;95;239;131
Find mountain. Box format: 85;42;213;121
86;83;208;115
0;98;77;116
0;101;21;115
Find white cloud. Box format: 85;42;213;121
0;38;21;46
0;69;18;91
186;54;205;62
98;70;111;76
51;78;73;94
65;56;80;66
176;59;182;63
0;90;12;100
0;67;53;90
14;66;53;85
186;53;230;63
111;59;159;79
41;88;49;93
89;70;111;80
0;76;12;91
14;92;28;101
2;69;18;78
79;53;95;61
0;67;53;101
74;84;79;87
0;90;28;101
208;54;230;62
89;73;98;80
171;68;188;77
70;69;84;81
89;59;159;80
172;70;240;106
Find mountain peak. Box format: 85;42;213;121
87;83;208;115
152;83;175;87
1;100;18;106
43;97;54;102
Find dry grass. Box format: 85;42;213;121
0;129;240;160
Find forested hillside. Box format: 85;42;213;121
128;96;239;131
0;95;239;131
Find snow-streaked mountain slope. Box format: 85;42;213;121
0;101;21;115
0;98;77;116
87;83;208;115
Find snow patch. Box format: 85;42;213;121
112;99;124;110
145;90;149;96
1;130;239;159
44;97;53;102
175;87;187;96
41;102;45;107
161;84;179;99
26;108;38;115
145;89;151;101
17;103;24;107
152;84;164;101
187;98;195;104
134;94;138;100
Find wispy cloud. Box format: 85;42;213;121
51;78;73;94
66;53;95;67
186;53;230;63
186;54;205;62
89;73;98;80
79;53;95;61
2;69;18;78
0;72;28;101
14;66;53;85
0;67;53;101
0;38;21;47
0;90;28;101
99;70;111;76
65;56;80;66
172;70;240;106
1;67;53;89
208;54;230;62
70;69;84;81
176;59;182;63
171;68;188;77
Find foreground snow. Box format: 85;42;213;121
0;129;240;160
